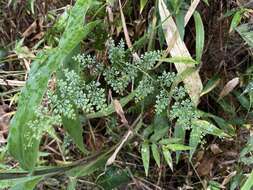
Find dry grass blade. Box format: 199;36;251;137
184;0;201;26
118;0;140;61
106;130;132;166
113;99;128;125
158;0;203;105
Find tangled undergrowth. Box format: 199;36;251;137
0;0;253;190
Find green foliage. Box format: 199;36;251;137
194;11;205;63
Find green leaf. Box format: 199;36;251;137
62;116;88;154
200;75;220;96
236;23;253;48
151;143;161;168
241;170;253;190
189;127;202;159
174;124;185;163
140;0;148;13
230;10;244;33
166;144;192;151
194;11;205;63
162;146;173;171
192;119;229;137
97;167;130;190
159;138;181;145
141;142;150;176
11;176;42;190
159;56;198;65
7;0;97;171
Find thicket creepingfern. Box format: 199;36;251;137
31;39;226;174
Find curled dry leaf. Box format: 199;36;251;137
113;99;128;125
218;77;240;100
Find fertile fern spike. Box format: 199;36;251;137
48;69;107;117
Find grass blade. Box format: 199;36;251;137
141;141;150;176
193;11;205;63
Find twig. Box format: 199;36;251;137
0;79;25;87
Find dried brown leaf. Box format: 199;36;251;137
218;77;240;100
210;144;223;155
113;99;128;125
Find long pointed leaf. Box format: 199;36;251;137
7;0;97;171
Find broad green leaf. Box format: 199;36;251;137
141;142;150;176
97;167;130;190
151;143;161;167
159;56;198;65
194;11;205;63
200;75;220;97
189;127;202;159
7;0;97;171
166;144;192;151
162;146;173;171
241;170;253;190
236;23;253;48
140;0;148;13
11;176;42;190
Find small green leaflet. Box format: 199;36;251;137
166;144;192;151
151;143;161;168
194;11;205;63
162;145;173;171
174;124;185;163
141;141;150;176
189;127;203;159
159;56;198;65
